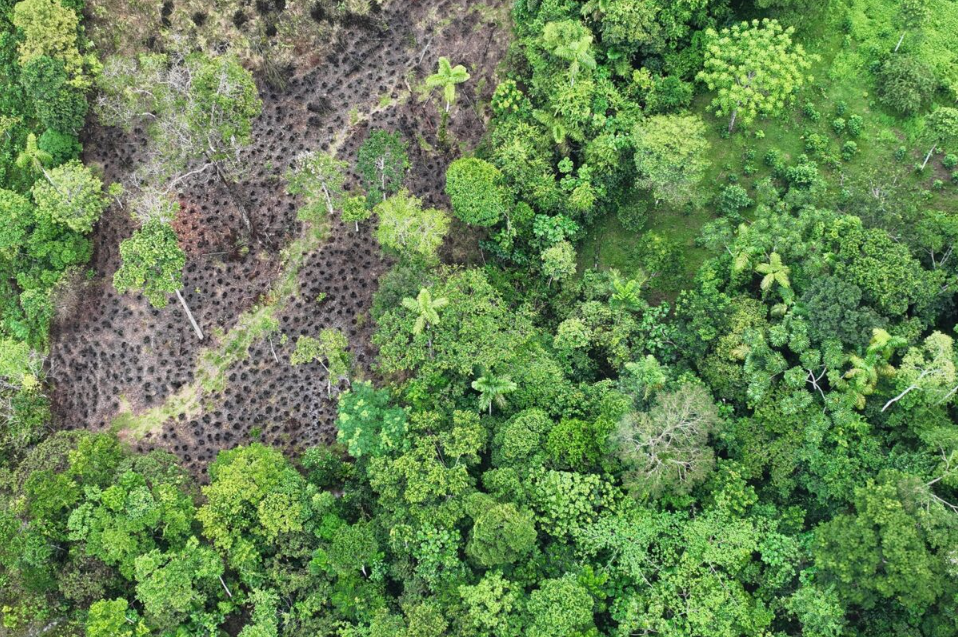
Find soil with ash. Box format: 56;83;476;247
47;0;511;476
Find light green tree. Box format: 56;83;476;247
425;57;471;113
340;194;371;232
697;19;813;132
290;329;351;397
471;373;518;416
401;288;448;358
375;190;450;263
921;107;958;170
30;160;111;234
541;240;577;285
113;211;205;341
86;598;150;637
633;114;710;206
285;150;348;224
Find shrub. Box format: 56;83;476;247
942;154;958;170
846;114;864;137
616;198;648;232
831;117;846;135
841;141;859;161
802;102;821;122
718;184;752;216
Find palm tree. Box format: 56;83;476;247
15;133;55;186
609;270;644;312
471;373;517;416
552;34;596;86
401;288;448;358
841;328;906;409
425;57;471;113
755;252;791;293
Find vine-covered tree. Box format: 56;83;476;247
445;157;509;227
375;190;450;263
290;329;351;397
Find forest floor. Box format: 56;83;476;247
47;0;511;476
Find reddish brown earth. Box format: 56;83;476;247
48;0;511;475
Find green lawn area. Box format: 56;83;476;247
580;0;958;301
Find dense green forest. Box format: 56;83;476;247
3;0;958;635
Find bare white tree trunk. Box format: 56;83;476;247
922;143;937;170
174;287;204;341
895;32;905;52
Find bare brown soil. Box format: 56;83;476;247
48;0;511;476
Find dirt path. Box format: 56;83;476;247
47;0;511;476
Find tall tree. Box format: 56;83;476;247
921;107;958;170
375;190;450;264
698;19;813;132
543;21;597;86
290;329;351;397
30;160;111;234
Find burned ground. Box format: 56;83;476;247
47;0;511;476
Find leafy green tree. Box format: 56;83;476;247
613;384;721;498
15;132;54;182
921;107;958;169
336;381;408;458
285;150;348;224
401;287;448;358
11;0;89;87
86;598;150;637
882;331;956;412
357;130;410;206
633;114;710;206
290;329;351;397
838;328;906;410
896;0;929;52
543;21;597;86
526;575;595;637
133;536;226;633
444;158;509;227
375;190;450;263
20;55;87;133
457;572;523;637
698;19;813;132
813;478;952;614
341;194;371;232
425;57;470;113
541;240;577;285
113;217;205;341
466;500;536;567
197;444;311;580
30;160;110;234
472;373;518;416
876;54;936;116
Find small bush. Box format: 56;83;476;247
942;154;958;170
932;179;944;190
804;132;829;155
835;100;848;117
841;141;858;161
717;184;752;217
616;198;648;232
895;146;907;162
802;102;821;122
846;114;863;137
831;118;846;135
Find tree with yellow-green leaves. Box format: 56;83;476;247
697;19;813;133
